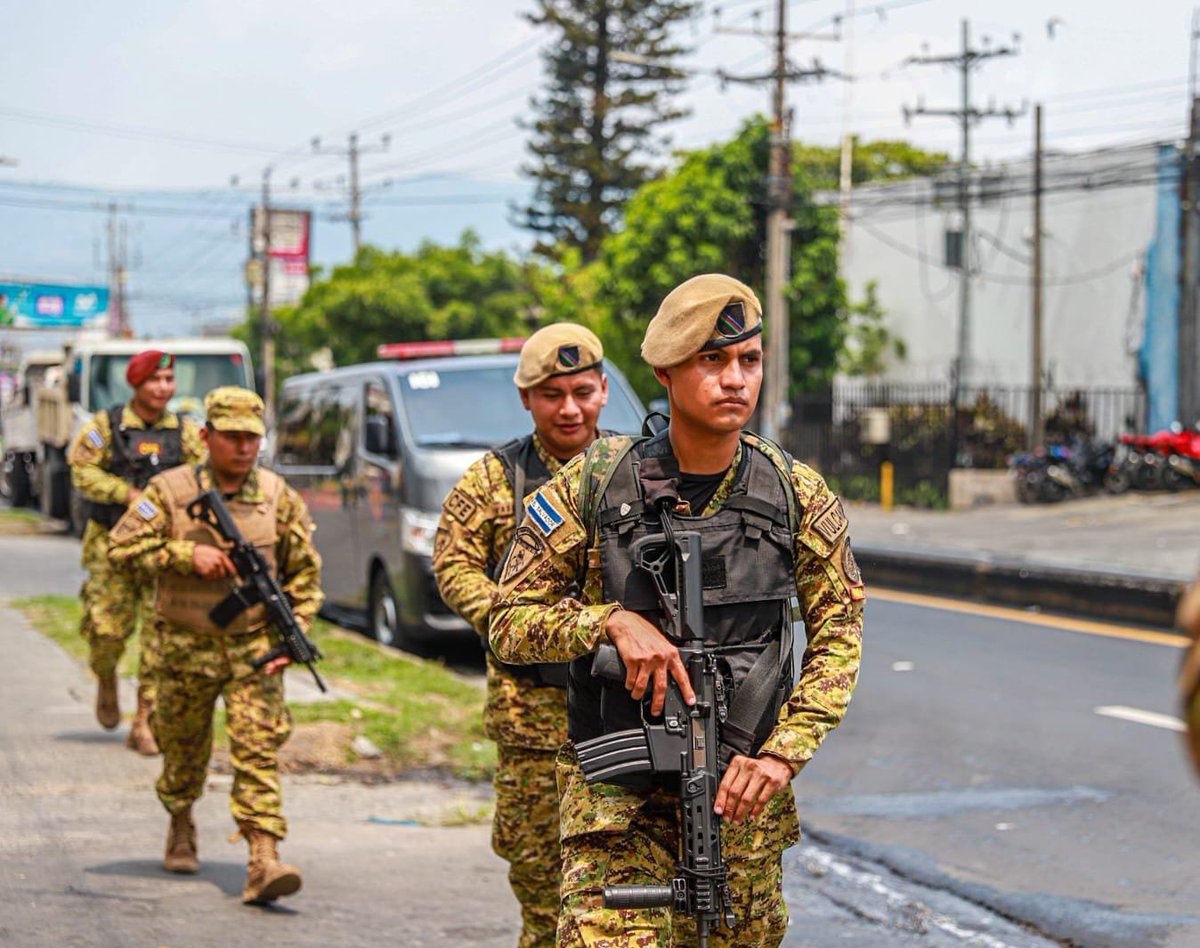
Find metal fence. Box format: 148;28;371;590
784;382;1147;505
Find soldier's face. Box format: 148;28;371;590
520;369;608;460
202;426;261;479
134;368;175;416
654;338;762;435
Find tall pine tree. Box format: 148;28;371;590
520;0;698;260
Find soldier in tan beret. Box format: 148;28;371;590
491;274;863;947
109;386;322;906
434;323;611;947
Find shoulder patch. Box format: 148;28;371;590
811;497;848;545
499;525;547;584
842;540;862;585
444;486;478;524
135;498;160;521
525;490;564;536
87;429;104;449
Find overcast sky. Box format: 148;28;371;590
0;0;1194;337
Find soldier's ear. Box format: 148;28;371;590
653;366;672;390
518;388;533;411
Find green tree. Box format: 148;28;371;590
791;139;952;190
838;280;906;377
592;117;846;401
520;0;698;261
236;232;540;382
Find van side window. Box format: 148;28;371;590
277;392;316;465
364;379;396;457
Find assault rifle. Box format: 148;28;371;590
186;489;327;693
574;527;734;946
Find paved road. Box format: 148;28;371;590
3;526;1196;945
793;591;1200;947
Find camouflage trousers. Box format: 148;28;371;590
555;749;798;948
153;626;293;839
79;523;157;697
493;743;563;948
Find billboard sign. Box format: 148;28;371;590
0;281;109;329
249;208;312;308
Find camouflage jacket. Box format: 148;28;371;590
434;433;569;751
489;433;865;773
107;465;323;650
68;403;205;506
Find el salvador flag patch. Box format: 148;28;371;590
135;499;159;521
87;429;104;448
526;491;564;536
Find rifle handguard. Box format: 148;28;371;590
603;884;676;910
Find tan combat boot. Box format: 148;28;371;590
95;672;120;730
241;826;302;904
163;810;199;874
126;688;159;756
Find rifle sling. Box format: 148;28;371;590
719;618;793;763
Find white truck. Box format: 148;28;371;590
1;337;254;530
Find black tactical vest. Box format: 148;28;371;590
567;432;797;769
89;405;185;529
488;435;569;688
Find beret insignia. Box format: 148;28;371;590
557;344;581;369
716;301;746;338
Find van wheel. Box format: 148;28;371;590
8;454;32;508
368;569;401;649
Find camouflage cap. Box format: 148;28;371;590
204;386;265;436
513;322;605;389
641;273;763;368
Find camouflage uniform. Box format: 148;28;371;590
107;463;323;839
434;433;569;948
490;434;865;947
68;404;205;693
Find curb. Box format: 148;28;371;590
856;544;1186;629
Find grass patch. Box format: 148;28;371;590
13;595;495;781
0;506;48;535
14;594;141;678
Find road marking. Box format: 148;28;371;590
870;587;1189;649
891;661;915;672
1094;705;1186;732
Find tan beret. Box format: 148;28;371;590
514;323;605;388
205;386;265;436
641;273;763;368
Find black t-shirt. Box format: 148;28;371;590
678;468;730;516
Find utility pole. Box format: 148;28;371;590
1181;95;1200;428
106;202;130;337
717;1;840;443
838;0;857;237
259;167;276;424
902;19;1023;402
1031;103;1045;449
312;132;390;257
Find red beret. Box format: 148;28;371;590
126;350;174;387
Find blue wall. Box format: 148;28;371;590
1141;144;1181;432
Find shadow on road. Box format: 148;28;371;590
53;730;126;744
86;859;247;898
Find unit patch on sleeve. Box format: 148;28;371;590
135;499;160;521
87;429;104;449
499;525;547;584
842;540;862;585
811;497;849;545
525;490;565;536
444;486;478;524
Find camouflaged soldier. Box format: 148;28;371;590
435;323;611;948
490;274;865;947
108;386;322;906
67;349;205;754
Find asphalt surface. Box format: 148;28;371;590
3;522;1198;946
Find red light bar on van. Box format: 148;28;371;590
377;338;527;360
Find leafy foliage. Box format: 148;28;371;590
839;281;907;377
519;0;698;260
791;139;952;191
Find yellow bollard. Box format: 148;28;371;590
880;461;895;512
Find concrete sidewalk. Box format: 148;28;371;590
848;491;1200;583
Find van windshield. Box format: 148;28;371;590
399;363;645;448
88;352;252;419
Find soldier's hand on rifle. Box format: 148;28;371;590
604;609;696;717
127;487;143;505
262;655;292;676
193;545;237;580
714;754;794;825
